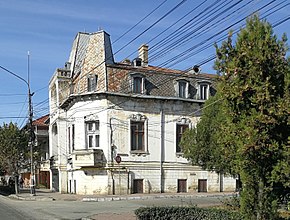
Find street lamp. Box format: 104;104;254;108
0;54;35;196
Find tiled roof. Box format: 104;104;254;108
33;114;49;127
108;63;216;78
106;63;216;98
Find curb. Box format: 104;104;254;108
8;194;55;201
82;193;236;202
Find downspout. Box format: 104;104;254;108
160;105;165;193
109;117;115;195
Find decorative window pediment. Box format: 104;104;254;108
129;113;147;121
177;117;191;125
84;114;99;122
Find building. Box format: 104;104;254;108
33;114;50;189
49;30;236;195
22;114;50;188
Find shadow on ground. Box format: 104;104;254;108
0;186;15;196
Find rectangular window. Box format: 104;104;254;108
131;121;144;151
200;84;208;100
68;127;71;154
72;124;75;151
86;121;100;149
176;124;188;153
87;75;98;92
178;81;187;98
133;77;143;93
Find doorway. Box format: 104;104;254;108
198;179;207;192
177;179;187;193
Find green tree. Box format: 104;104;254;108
182;15;290;219
181;93;238;175
0;122;29;192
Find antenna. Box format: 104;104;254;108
27;51;30;85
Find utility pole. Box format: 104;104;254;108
28;51;35;196
28;88;35;195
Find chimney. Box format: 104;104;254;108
138;44;148;66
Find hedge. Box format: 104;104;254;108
134;206;242;220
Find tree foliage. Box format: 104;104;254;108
181;93;238;175
181;15;290;220
0;122;29;175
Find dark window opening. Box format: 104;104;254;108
176;124;188;153
131;121;144;151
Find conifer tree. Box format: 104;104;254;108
215;15;289;219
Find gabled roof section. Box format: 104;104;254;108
33;114;49;127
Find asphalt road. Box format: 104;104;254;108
0;197;32;220
0;194;227;219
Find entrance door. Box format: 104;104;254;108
133;179;143;194
198;179;207;192
51;169;59;192
177;179;187;193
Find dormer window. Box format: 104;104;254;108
177;80;189;98
199;83;209;100
131;74;145;94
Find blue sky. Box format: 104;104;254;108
0;0;289;126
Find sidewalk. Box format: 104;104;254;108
8;188;238;202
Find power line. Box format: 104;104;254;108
39;0;288;117
114;0;187;55
112;0;169;44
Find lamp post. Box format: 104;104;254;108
0;54;35;195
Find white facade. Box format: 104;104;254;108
48;30;237;195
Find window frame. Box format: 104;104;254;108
68;127;71;154
131;74;145;94
130;121;145;151
196;81;210;100
199;84;209;100
72;124;75;151
129;114;148;154
176;79;189;98
85;120;100;149
175;118;191;154
87;75;98;92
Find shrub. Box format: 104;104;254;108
134;206;242;220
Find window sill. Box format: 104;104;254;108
130;150;149;156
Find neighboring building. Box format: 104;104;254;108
22;114;50;188
49;30;236;195
33;114;50;188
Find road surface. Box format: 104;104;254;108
0;194;227;219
